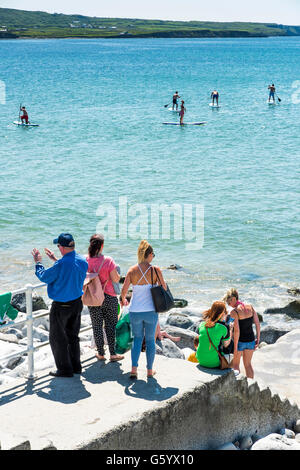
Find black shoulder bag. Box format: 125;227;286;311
150;267;175;313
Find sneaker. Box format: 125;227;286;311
49;370;73;378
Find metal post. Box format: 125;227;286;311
25;284;36;380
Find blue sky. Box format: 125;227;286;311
1;0;300;24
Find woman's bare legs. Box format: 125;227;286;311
242;350;255;378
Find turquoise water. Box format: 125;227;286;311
0;37;300;326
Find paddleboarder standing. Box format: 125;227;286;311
20;106;29;124
172;91;180;111
268;84;276;103
179;100;186;125
211;90;219;106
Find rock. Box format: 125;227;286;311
11;292;48;313
4;328;24;340
0;332;19;344
258;342;268;349
264;301;300;320
21;326;49;343
33;313;50;332
287;288;300;296
295;434;300;443
279;428;295;439
294;420;300;434
188;319;202;333
163;325;198;350
166;313;194;330
257;313;264;323
0;434;31;450
6;356;24;370
260;326;290;345
29;438;57;450
251;434;300;450
216;442;238;450
239;436;253;450
155;338;185;359
173;299;188;309
167;264;182;270
181;347;195;360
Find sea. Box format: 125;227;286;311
0;36;300;330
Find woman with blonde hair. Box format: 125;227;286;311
223;288;260;378
121;240;167;379
196;301;233;368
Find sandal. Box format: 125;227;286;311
110;355;124;362
147;371;156;378
96;354;106;361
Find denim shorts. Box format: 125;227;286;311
238;340;256;352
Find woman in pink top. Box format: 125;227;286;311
86;234;124;362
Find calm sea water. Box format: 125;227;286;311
0;37;300;328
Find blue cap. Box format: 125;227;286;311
53;233;75;248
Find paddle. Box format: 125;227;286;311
276;93;282;103
164;103;171;108
19;103;22;122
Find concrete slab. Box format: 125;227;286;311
0;351;223;450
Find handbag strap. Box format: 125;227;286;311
151;266;161;287
206;326;222;360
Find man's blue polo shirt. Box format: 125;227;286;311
35;251;88;302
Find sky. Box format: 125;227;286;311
1;0;300;25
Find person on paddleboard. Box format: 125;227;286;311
268;84;276;103
20;106;29;124
172;91;180;111
211;90;219;106
179;100;186;125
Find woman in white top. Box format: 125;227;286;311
121;240;167;379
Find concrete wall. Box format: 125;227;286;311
80;371;299;450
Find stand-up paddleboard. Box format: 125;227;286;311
163;122;206;126
267;101;276;105
13;121;39;127
209;103;221;108
168;108;180;113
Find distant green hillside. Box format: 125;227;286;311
0;7;300;39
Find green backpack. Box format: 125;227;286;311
115;309;133;355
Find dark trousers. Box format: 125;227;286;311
49;297;83;374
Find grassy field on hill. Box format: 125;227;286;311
0;8;300;39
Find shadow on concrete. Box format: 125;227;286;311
124;377;179;402
82;358;179;402
196;365;232;376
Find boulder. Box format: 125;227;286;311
279;428;295;439
3;328;24;340
173;299;188;309
239;436;253;450
296;434;300;443
294;420;300;434
155;338;185;359
166;313;194;330
6;356;24;370
264;301;300;320
188;319;202;333
287;288;300;296
251;434;300;450
216;442;238;450
11;293;48;313
167;264;182;270
0;332;19;344
260;326;290;345
163;325;198;350
33;314;50;332
21;326;49;343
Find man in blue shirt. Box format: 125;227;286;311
32;233;88;378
